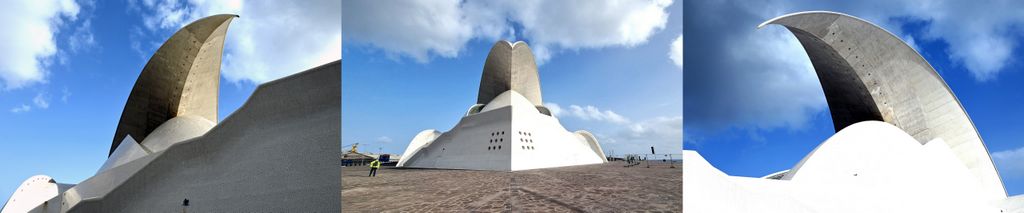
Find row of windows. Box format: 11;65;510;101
517;131;532;136
521;145;534;150
490;138;503;143
488;145;502;150
491;131;505;136
519;138;533;143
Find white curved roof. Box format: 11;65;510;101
141;115;215;153
96;135;149;174
480;90;538;113
2;175;60;213
684;121;1010;212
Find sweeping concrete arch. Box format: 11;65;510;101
110;14;238;155
759;11;1005;199
477;41;543;106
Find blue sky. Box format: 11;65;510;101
684;1;1024;196
342;0;682;158
0;0;339;203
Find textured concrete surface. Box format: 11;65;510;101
95;136;147;174
477;41;543;106
60;61;341;212
760;11;1005;200
138;115;214;153
110;14;236;155
342;161;681;212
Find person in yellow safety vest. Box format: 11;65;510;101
368;158;381;177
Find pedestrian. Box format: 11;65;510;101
368;158;381;177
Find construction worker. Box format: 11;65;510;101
368;158;381;177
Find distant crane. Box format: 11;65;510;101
341;143;360;153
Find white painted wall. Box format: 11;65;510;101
684;121;1021;213
400;90;605;171
2;175;59;213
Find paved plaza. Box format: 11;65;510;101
341;161;681;212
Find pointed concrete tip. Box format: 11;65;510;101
757;11;846;29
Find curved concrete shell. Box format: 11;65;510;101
109;14;238;155
1;175;72;213
759;11;1004;199
138;115;215;153
96;136;147;174
477;41;543;106
684;121;1014;212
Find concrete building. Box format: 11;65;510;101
684;11;1023;212
2;14;340;212
341;144;377;166
397;41;607;171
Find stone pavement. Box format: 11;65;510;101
341;161;681;212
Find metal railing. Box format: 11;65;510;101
609;154;681;168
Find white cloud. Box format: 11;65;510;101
726;26;825;130
902;35;920;53
895;1;1024;81
547;102;629;124
9;104;30;114
624;116;682;139
345;0;673;64
670;34;682;69
68;19;97;53
0;0;81;89
33;93;50;109
131;0;340;84
345;0;472;63
618;116;682;153
543;102;563;117
9;104;31;114
545;102;679;154
128;27;147;59
688;21;825;133
567;105;630;124
60;87;71;103
993;146;1024;179
375;136;393;144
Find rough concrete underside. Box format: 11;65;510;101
477;41;543;106
760;11;1004;199
66;61;341;212
110;14;237;155
341;162;681;212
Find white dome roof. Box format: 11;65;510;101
141;115;215;153
2;175;60;213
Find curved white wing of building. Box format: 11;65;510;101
685;121;1013;212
